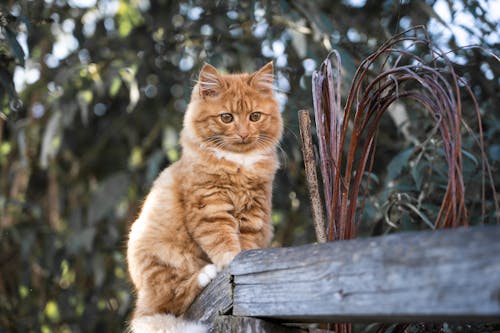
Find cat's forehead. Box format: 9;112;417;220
222;94;256;113
192;68;277;114
217;76;265;105
220;73;252;89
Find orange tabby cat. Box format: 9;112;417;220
127;62;282;333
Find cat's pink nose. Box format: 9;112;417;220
239;132;250;140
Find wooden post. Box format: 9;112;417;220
184;270;232;325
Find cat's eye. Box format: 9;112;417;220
220;113;233;123
249;112;262;122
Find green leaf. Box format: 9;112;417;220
5;27;25;67
411;161;426;190
386;148;413;182
162;126;179;162
59;260;75;289
77;90;93;125
117;1;144;37
44;300;60;322
109;76;122;97
119;67;140;112
129;146;143;169
18;285;30;298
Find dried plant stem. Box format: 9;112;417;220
311;26;498;239
298;110;327;243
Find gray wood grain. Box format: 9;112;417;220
212;316;333;333
184;270;232;326
212;316;306;333
230;225;500;323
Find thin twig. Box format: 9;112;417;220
298;110;327;243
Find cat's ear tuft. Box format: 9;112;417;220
250;61;274;93
198;63;223;98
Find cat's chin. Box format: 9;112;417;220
205;142;265;155
226;138;276;154
226;143;264;154
229;142;254;152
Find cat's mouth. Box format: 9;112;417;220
227;137;259;152
204;135;271;153
232;139;254;148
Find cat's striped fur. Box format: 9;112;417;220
127;62;282;332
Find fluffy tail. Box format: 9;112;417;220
129;314;207;333
128;264;218;333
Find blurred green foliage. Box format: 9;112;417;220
0;0;498;332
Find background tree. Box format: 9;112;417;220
0;0;498;332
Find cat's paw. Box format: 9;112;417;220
213;251;238;272
197;264;217;288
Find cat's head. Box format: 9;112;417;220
182;62;282;154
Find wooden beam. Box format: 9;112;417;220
186;272;335;331
211;316;333;333
230;225;500;323
185;270;232;325
212;316;306;333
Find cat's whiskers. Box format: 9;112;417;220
202;135;226;150
257;133;288;167
203;134;284;165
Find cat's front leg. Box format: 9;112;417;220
239;210;273;251
186;201;241;271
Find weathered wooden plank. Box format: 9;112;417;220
185;271;334;331
212;316;332;333
184;270;232;326
212;316;306;333
230;225;500;323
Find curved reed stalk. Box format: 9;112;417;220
311;26;498;242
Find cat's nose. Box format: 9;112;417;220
239;132;250;140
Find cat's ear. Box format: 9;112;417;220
250;61;274;93
198;63;223;98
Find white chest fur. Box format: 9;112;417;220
210;148;268;168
